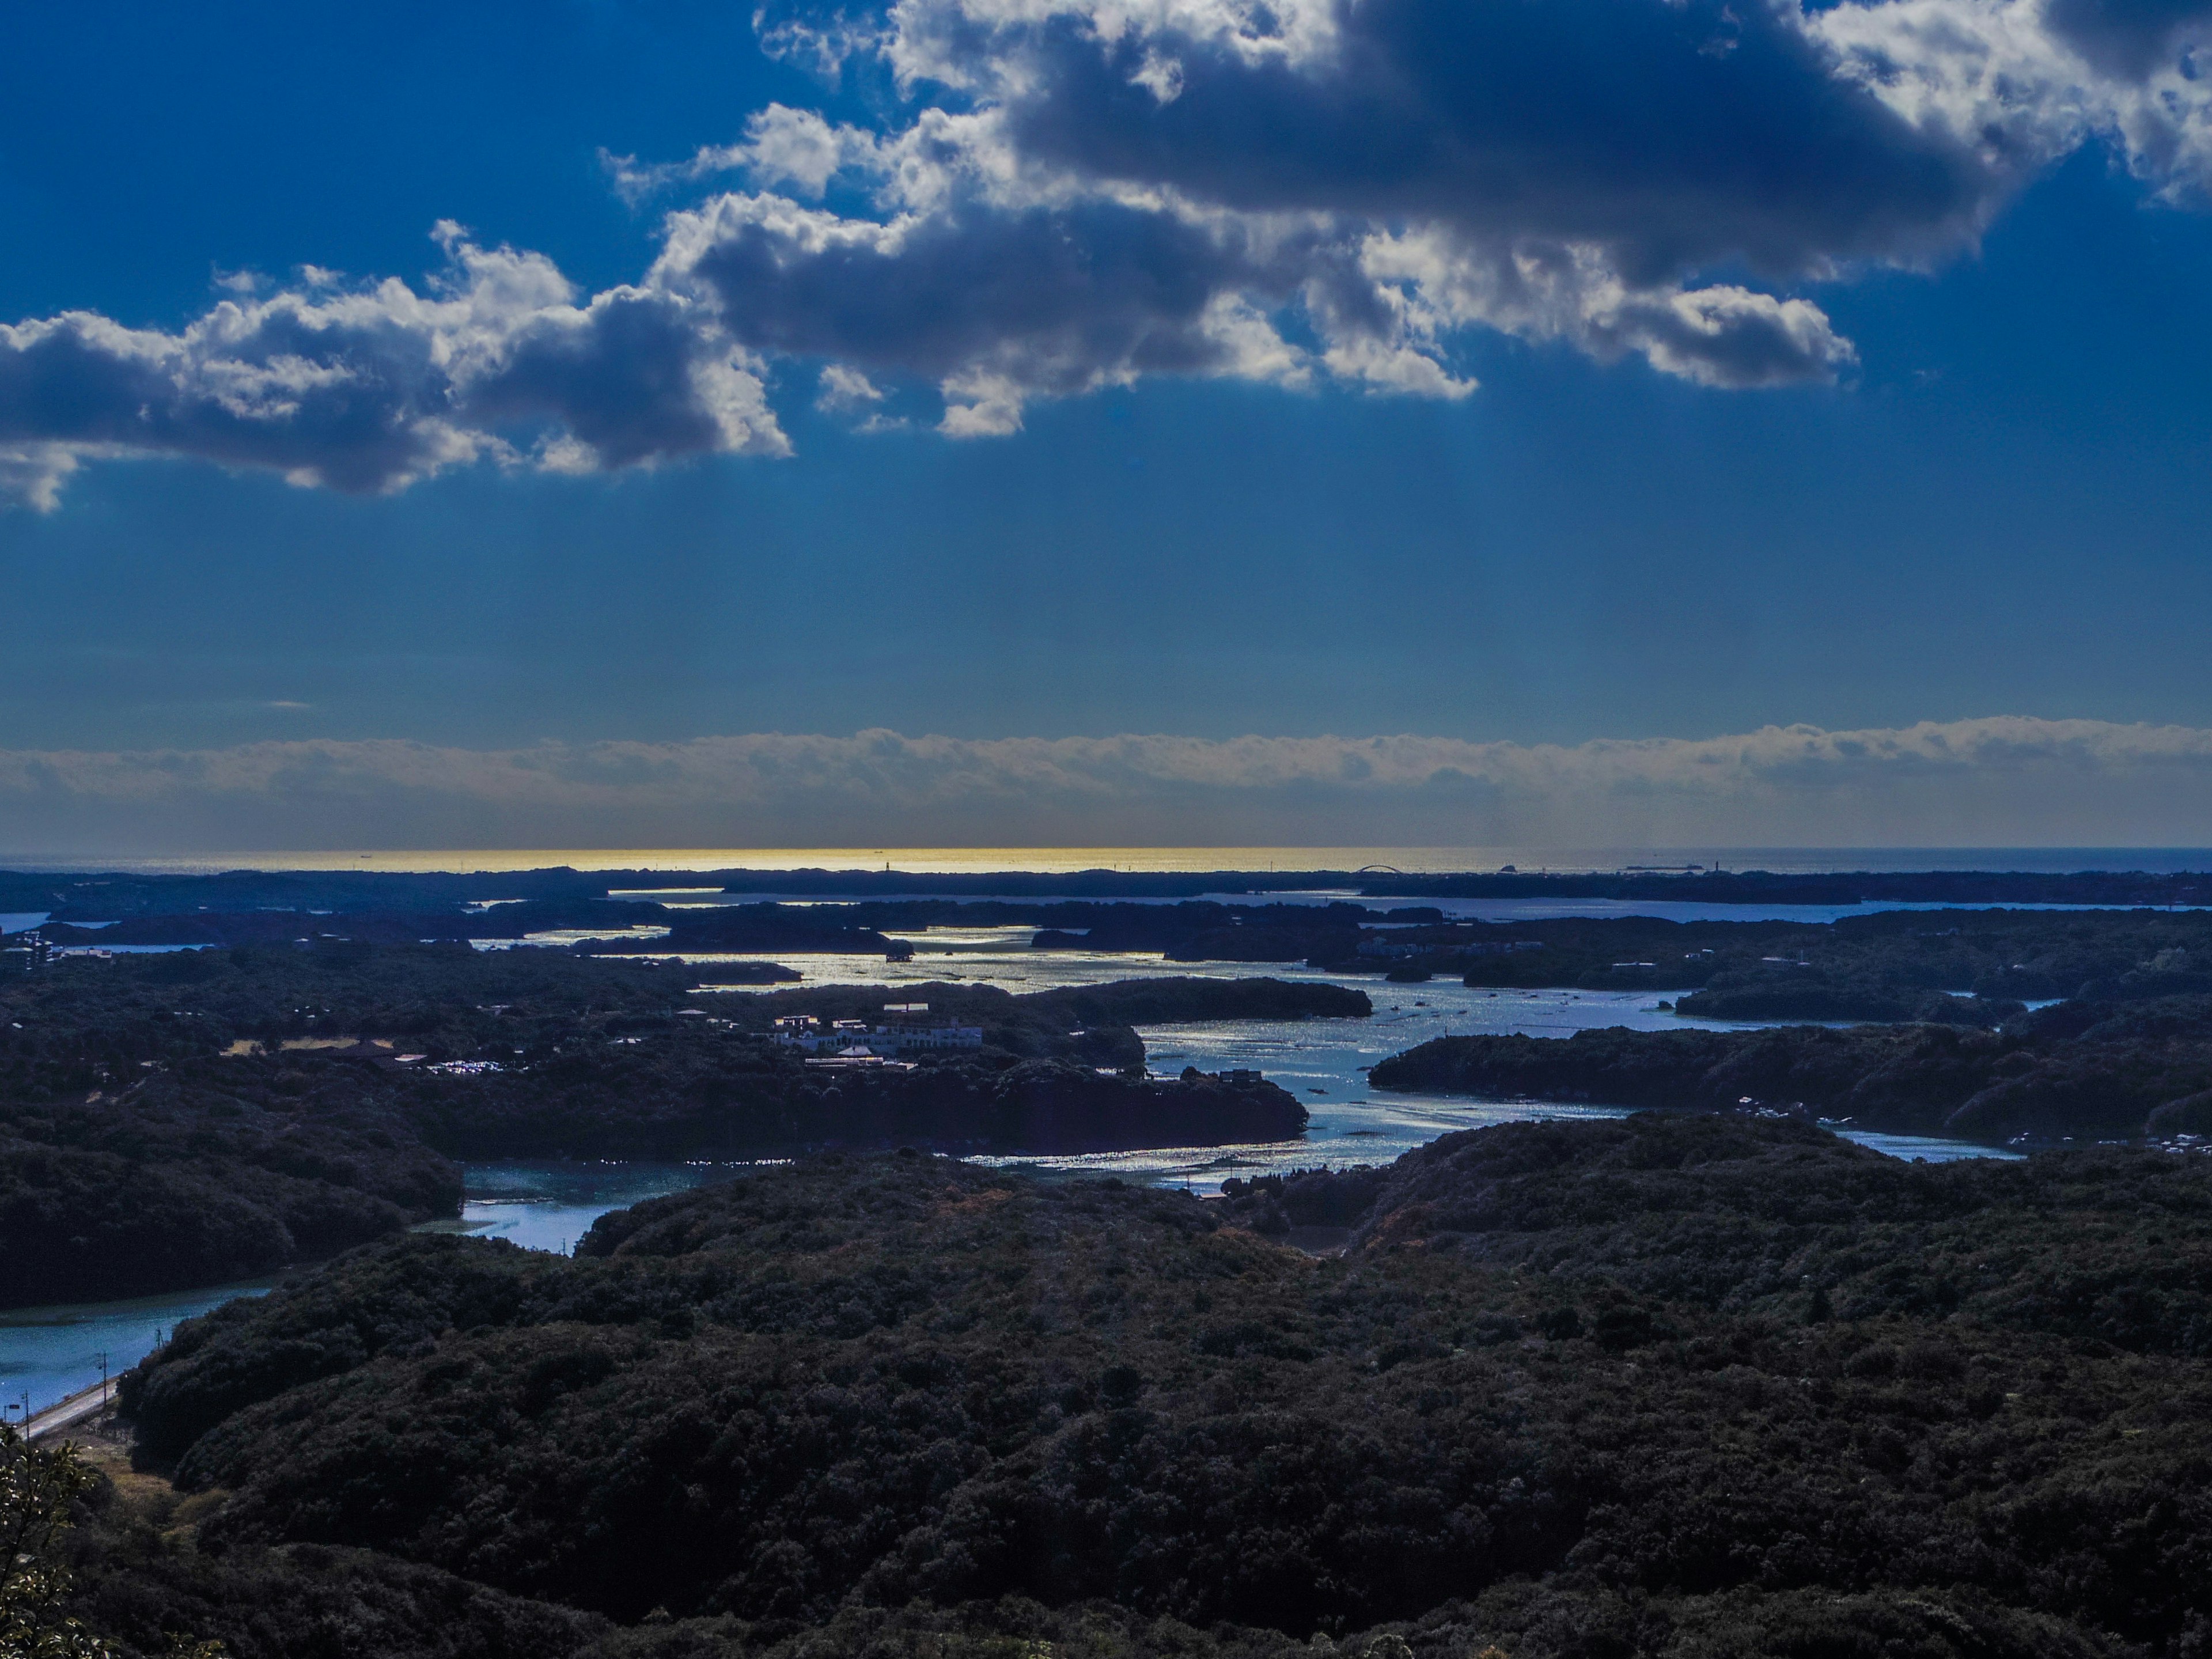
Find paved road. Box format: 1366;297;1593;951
24;1377;115;1442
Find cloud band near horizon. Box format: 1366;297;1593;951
3;718;2210;854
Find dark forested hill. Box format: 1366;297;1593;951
0;1073;461;1307
1370;994;2212;1144
63;1118;2212;1659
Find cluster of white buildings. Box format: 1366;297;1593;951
1355;935;1543;961
773;1002;984;1065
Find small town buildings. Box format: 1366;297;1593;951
774;1003;984;1056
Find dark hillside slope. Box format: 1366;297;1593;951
0;1073;461;1308
96;1124;2212;1659
1224;1113;2212;1350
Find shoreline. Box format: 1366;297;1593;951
22;1373;116;1443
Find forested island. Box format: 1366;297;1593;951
1372;994;2212;1143
14;851;2212;1034
22;880;2212;1017
12;1114;2206;1658
0;946;1356;1305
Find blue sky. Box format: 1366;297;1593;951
3;0;2212;848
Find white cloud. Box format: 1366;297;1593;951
753;6;892;81
938;369;1029;434
0;443;94;513
1811;0;2212;202
605;104;887;202
816;362;888;410
6;0;2212;503
0;228;787;509
5;718;2212;850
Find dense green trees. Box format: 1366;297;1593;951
75;1122;2212;1658
0;1069;461;1308
3;1422;115;1658
1372;994;2212;1143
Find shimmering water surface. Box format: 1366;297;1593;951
980;982;2018;1186
0;1280;276;1429
692;927;1187;991
458;993;2019;1212
443;1161;735;1254
691;934;1861;995
0;952;2015;1415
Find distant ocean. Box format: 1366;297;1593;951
5;846;2212;876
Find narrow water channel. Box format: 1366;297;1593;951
0;983;2016;1418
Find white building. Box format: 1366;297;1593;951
774;1003;983;1055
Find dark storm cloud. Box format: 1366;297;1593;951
464;285;781;470
0;306;461;496
2045;0;2212;78
691;198;1234;376
673;191;1318;386
966;0;1994;282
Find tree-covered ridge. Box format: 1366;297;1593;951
0;1076;460;1308
78;1121;2212;1658
1341;904;2212;1008
1370;994;2212;1144
0;949;1344;1305
1222;1114;2212;1350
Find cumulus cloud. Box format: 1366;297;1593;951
816;362;887;408
0;226;788;507
5;718;2212;850
6;0;2212;503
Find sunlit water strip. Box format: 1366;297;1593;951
692;937;1897;994
0;1279;279;1433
